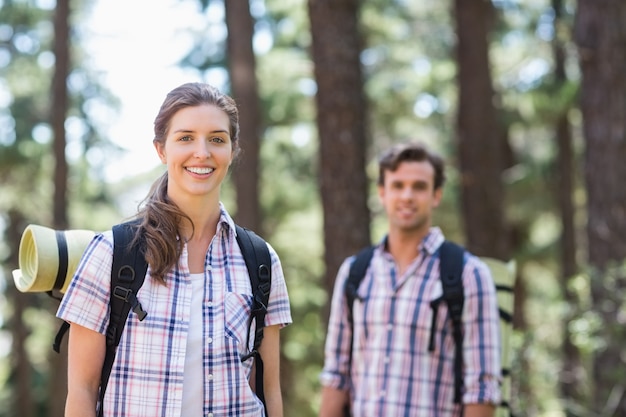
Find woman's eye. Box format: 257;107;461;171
180;135;193;142
211;136;225;143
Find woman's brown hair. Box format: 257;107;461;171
130;83;240;284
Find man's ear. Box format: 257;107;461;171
432;187;443;207
377;184;385;202
154;141;166;164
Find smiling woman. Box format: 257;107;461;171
154;104;235;203
82;0;227;182
57;82;292;417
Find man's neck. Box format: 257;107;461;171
385;228;429;274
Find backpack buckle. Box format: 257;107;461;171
113;286;148;321
113;286;132;301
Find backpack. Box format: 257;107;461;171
345;240;515;417
52;221;272;416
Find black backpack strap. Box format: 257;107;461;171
345;246;375;324
52;321;70;353
98;221;148;417
235;224;271;413
438;240;465;404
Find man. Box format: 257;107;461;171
319;142;501;417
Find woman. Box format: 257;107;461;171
57;83;292;417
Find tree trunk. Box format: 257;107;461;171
575;0;626;414
454;0;523;409
8;210;35;417
52;0;70;232
308;0;371;323
556;112;585;413
552;0;583;412
49;0;71;415
454;0;508;260
224;0;263;233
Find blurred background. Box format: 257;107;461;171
1;0;625;416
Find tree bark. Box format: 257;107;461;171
49;0;71;415
52;0;70;232
308;0;371;323
225;0;263;233
552;0;583;412
454;0;508;260
8;210;35;417
575;0;626;414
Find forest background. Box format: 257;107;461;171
1;0;625;416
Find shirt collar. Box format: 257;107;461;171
216;202;237;239
174;202;236;241
378;226;445;256
421;227;445;255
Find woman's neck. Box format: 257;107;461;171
176;198;221;242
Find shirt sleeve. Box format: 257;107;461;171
462;255;502;405
56;232;114;335
319;257;354;391
264;243;293;328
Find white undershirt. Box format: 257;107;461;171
181;273;205;416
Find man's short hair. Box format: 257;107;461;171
377;142;446;190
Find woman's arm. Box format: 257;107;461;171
65;323;106;417
258;324;283;417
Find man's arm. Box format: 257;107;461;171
465;402;496;417
319;259;355;417
319;386;349;417
464;403;496;417
462;257;502;406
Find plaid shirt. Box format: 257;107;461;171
320;227;501;417
57;207;292;417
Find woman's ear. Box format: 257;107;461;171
154;141;166;164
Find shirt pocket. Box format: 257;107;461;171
224;292;253;349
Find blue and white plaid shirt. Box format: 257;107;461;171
320;227;501;417
58;206;292;417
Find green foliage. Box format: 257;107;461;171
258;121;324;415
362;1;456;153
1;0;609;415
0;1;125;414
270;205;326;417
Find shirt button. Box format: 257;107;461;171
207;337;213;344
207;265;212;271
208;414;213;417
208;374;214;380
207;301;213;307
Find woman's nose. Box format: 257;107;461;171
193;140;211;158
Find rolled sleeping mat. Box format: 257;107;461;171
12;224;95;294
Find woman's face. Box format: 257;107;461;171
154;104;234;204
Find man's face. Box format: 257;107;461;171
377;160;442;235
